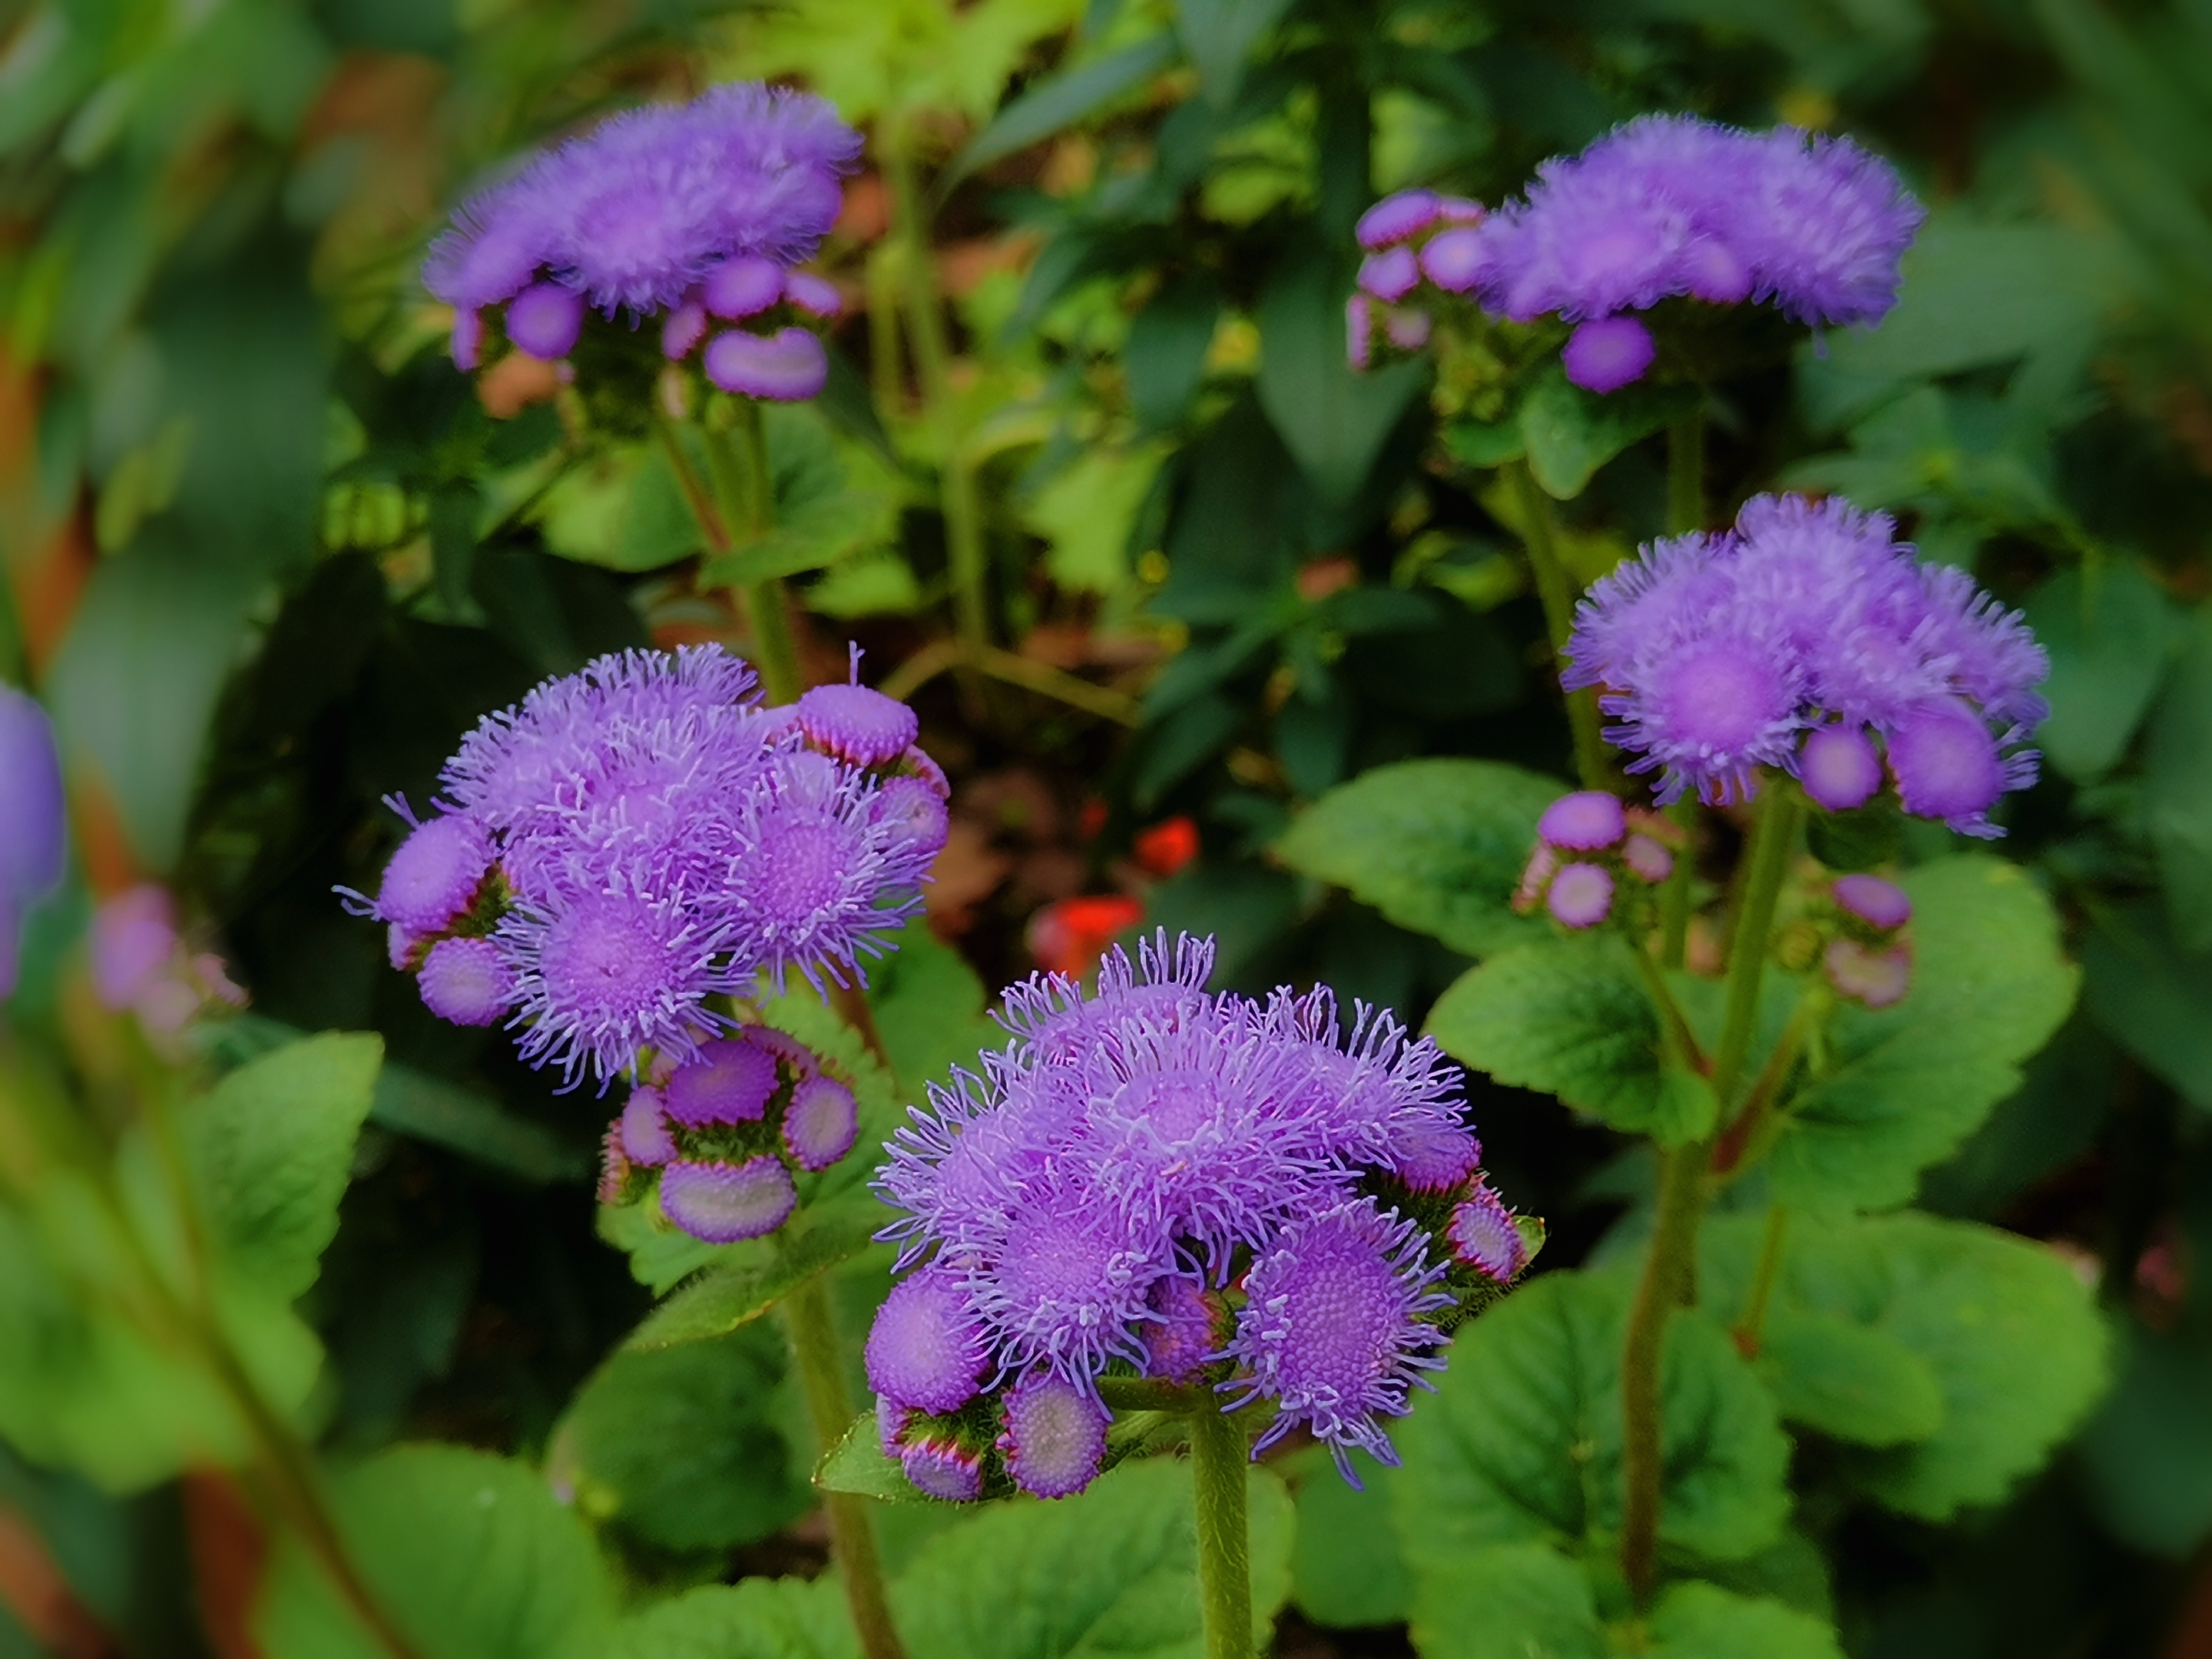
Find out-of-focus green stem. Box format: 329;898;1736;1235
1658;797;1697;970
783;1274;907;1659
1657;409;1706;968
703;408;803;704
1731;1205;1791;1357
1189;1398;1254;1659
1508;461;1609;791
1619;1137;1707;1606
1711;781;1802;1104
882;118;989;661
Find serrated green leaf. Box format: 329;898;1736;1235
1255;251;1428;505
2025;561;2181;782
866;920;998;1106
817;1411;941;1506
1644;1580;1845;1658
1753;1312;1945;1448
624;1204;885;1351
1395;1273;1789;1571
1767;857;2077;1214
610;1577;856;1659
892;1456;1295;1659
533;441;704;574
254;1445;615;1659
1273;758;1558;958
1517;365;1700;500
1424;935;1678;1137
946;32;1179;184
187;1033;383;1302
551;1326;807;1551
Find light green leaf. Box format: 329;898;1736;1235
187;1033;383;1302
533;441;705;574
2024;561;2181;782
255;1445;616;1659
1273;757;1558;958
1644;1580;1845;1659
551;1326;808;1551
806;550;923;618
609;1577;856;1659
1767;857;2077;1214
1407;1541;1602;1659
702;404;900;589
1425;935;1680;1138
1517;364;1700;500
1023;442;1167;592
1289;1449;1412;1629
947;32;1180;184
866;919;1000;1107
623;1204;886;1351
1394;1273;1789;1571
817;1411;941;1506
892;1456;1295;1659
1752;1312;1945;1448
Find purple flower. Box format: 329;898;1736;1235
782;1074;858;1171
1825;938;1912;1008
1346;293;1374;371
1140;1274;1221;1384
866;1267;991;1415
1447;1183;1528;1283
871;777;950;860
997;1370;1109;1499
794;680;920;768
0;686;65;910
902;1435;985;1502
418;936;515;1027
1419;227;1492;293
1564;494;2045;825
1219;1199;1452;1483
1357;190;1442;250
93;885;177;1010
619;1086;677;1166
372;813;494;932
1538;790;1627;851
1357;247;1422;303
659;1155;797;1243
1547;863;1615;929
704;327;830;401
665;1035;780;1126
1833;873;1911;932
1561;316;1655;393
1622;833;1673;884
505;283;584;359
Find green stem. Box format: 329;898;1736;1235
783;1275;908;1659
704;406;803;704
1188;1397;1253;1659
1619;1140;1707;1607
1730;1206;1791;1357
1710;780;1803;1105
883;120;990;661
1666;409;1706;536
1658;798;1697;971
1508;461;1609;791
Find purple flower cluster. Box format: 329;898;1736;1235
423;84;860;399
1351;116;1924;392
1512;790;1679;930
1824;873;1913;1008
0;686;64;1001
865;933;1535;1501
346;646;945;1091
1564;493;2047;833
599;1023;860;1240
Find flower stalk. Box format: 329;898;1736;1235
1188;1398;1255;1659
1507;461;1610;791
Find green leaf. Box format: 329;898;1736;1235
1643;1581;1845;1659
1394;1273;1789;1571
2024;561;2181;782
867;919;1001;1107
1517;364;1700;500
700;405;899;589
1441;417;1525;469
1407;1541;1602;1659
1175;0;1294;104
1289;1449;1412;1629
1706;1212;2108;1520
892;1456;1295;1659
532;442;705;574
1255;250;1428;505
254;1445;616;1659
1767;856;2078;1214
1273;757;1558;959
551;1327;808;1551
1126;274;1221;433
947;32;1180;184
186;1033;383;1302
817;1411;941;1506
609;1577;856;1659
1426;935;1690;1139
372;1063;588;1185
624;1204;886;1350
2144;609;2212;952
2082;901;2212;1110
1752;1313;1945;1448
2078;1322;2212;1557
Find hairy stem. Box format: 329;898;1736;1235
1618;1137;1708;1606
882;121;990;662
783;1274;907;1659
1508;462;1609;791
1188;1398;1254;1659
1731;1205;1791;1358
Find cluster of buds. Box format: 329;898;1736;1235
1346;190;1488;370
1816;873;1913;1008
1512;790;1680;929
598;1024;859;1241
865;935;1540;1504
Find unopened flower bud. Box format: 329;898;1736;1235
1824;938;1911;1008
1547;863;1614;929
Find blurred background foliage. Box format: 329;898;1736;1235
8;0;2212;1652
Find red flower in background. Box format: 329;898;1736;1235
1133;816;1199;878
1027;894;1144;977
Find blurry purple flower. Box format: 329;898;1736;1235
1825;937;1912;1008
1538;790;1627;851
1561;315;1656;392
1622;833;1673;884
506;283;585;359
704;327;829;402
93;885;177;1010
1358;247;1422;303
1799;724;1884;811
1357;190;1442;250
619;1086;677;1166
1547;863;1615;929
0;686;65;910
1833;873;1911;932
703;255;785;318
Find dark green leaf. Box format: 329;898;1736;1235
1406;1542;1601;1659
623;1204;886;1351
2144;609;2212;952
1127;271;1222;432
1272;758;1558;959
948;34;1181;184
816;1412;942;1506
866;921;998;1106
1290;1449;1412;1629
1393;1272;1790;1571
2081;902;2212;1110
1255;251;1428;505
1767;857;2078;1213
2078;1322;2212;1556
372;1064;589;1186
1518;365;1700;500
1753;1313;1946;1448
1175;0;1296;104
2026;561;2180;781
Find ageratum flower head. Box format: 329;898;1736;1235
344;644;936;1088
1564;493;2045;832
866;932;1534;1500
1352;115;1923;392
423;84;860;398
0;685;65;1000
